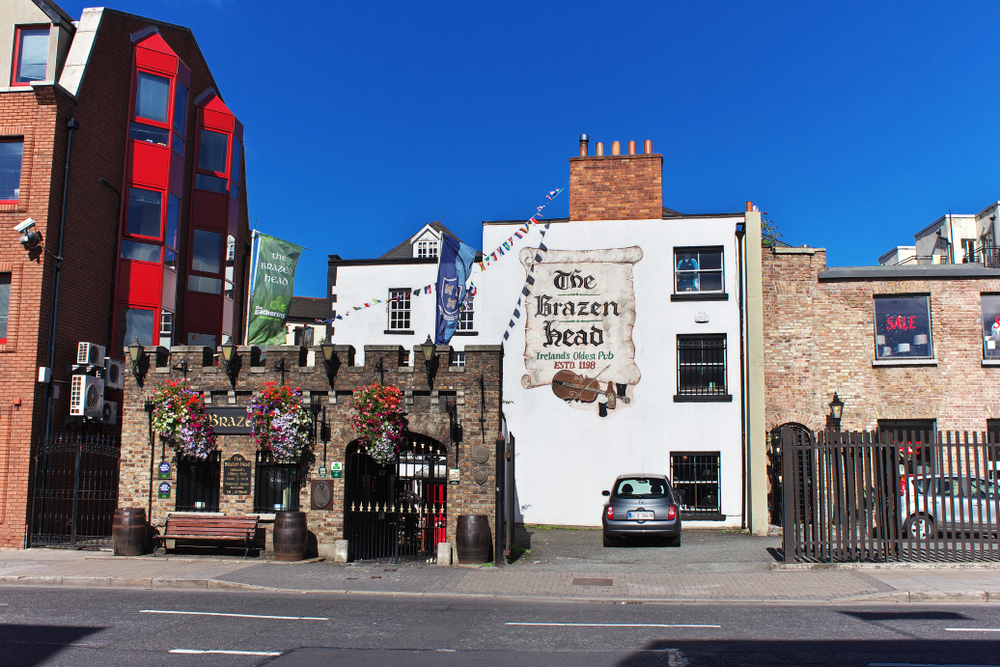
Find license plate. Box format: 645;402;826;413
627;511;654;520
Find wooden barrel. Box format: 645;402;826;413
273;510;308;561
112;508;147;556
456;515;491;563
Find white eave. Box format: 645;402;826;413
57;7;104;99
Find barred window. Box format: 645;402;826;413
388;289;411;330
676;335;730;401
671;452;722;520
176;451;220;512
254;451;300;512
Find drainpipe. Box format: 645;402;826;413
41;117;79;443
735;220;747;530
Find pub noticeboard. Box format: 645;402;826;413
222;454;252;495
206;407;251;434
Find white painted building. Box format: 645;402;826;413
880;203;1000;266
475;137;766;531
326;222;480;364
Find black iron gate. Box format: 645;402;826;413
344;434;447;561
30;433;121;548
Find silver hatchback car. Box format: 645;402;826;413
601;474;682;547
902;475;1000;538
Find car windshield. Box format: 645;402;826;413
614;478;668;498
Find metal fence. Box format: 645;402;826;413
781;427;1000;563
30;433;120;548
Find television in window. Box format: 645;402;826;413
873;295;932;359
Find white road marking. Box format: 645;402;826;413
945;628;1000;632
141;609;328;621
505;622;720;628
170;649;283;656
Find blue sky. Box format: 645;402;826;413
59;1;1000;297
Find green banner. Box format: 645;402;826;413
247;233;303;346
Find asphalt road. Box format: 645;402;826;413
5;586;1000;666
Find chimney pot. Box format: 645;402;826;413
643;139;652;154
579;134;589;157
627;140;636;155
596;142;604;156
746;201;753;212
611;141;621;156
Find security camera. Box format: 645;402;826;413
13;218;35;234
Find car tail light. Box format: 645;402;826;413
900;475;909;495
668;505;676;520
606;505;614;520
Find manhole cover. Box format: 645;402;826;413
572;577;613;587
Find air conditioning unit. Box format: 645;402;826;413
70;375;105;419
77;342;106;366
101;400;118;425
104;357;126;390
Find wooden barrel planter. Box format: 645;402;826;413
112;508;148;556
456;515;491;563
273;510;308;561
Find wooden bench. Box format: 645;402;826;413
154;515;258;557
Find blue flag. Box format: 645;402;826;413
435;235;477;344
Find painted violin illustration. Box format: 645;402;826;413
551;368;630;407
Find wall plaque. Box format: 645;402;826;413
206;407;251;434
222;453;252;495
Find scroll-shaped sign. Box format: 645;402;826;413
520;247;642;416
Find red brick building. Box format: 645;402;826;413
0;1;250;548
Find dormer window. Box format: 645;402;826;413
12;27;48;86
417;240;438;258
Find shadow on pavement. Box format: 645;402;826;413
0;624;104;667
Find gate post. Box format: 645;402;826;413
69;435;82;548
494;432;505;566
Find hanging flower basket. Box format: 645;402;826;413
247;382;313;463
350;383;405;466
149;380;216;460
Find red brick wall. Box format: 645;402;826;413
569;154;663;221
763;248;1000;434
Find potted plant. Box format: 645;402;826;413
246;382;313;463
350;383;405;466
149;380;216;460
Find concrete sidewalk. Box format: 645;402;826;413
4;534;1000;603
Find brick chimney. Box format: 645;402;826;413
569;136;662;221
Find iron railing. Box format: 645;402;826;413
176;451;221;512
671;451;723;520
30;433;120;547
254;451;300;513
781;427;1000;563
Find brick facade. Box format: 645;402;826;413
763;247;1000;434
0;8;250;549
569;148;663;221
118;343;503;556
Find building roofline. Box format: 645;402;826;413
819;264;1000;281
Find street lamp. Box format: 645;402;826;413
828;392;844;431
220;341;240;389
421;335;437;388
127;337;148;389
320;339;339;388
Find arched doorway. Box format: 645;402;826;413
344;433;447;561
768;423;814;527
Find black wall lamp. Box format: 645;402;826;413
220;341;240;389
127;337;149;389
420;335;438;388
320;339;339;388
827;392;844;431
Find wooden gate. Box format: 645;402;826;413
344;434;447;561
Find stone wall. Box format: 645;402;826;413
118;343;503;557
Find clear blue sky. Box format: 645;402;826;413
60;0;1000;297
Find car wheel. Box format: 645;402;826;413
905;514;936;539
667;535;681;547
603;532;614;547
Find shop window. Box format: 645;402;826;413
254;452;300;512
175;452;220;512
198;129;228;173
387;288;411;331
874;295;933;359
120;240;160;263
982;295;1000;359
671;452;722;519
0;274;10;344
12;27;48;85
127;187;162;238
135;71;170;124
173;81;188;136
118;306;155;352
674;247;723;293
675;335;730;401
0;139;24;203
878;419;935;474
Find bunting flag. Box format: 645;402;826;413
477;187;563;272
